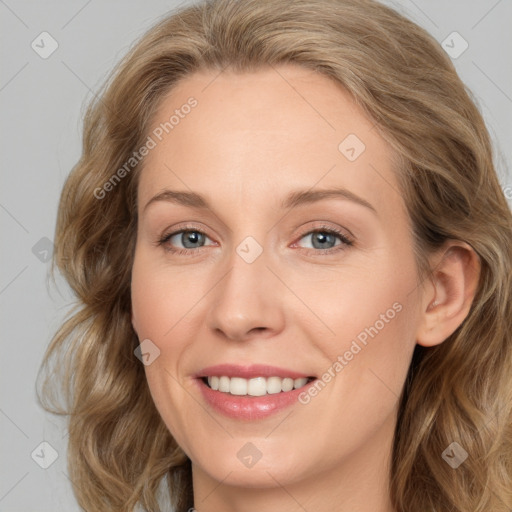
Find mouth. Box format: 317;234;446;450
194;363;318;419
201;375;317;397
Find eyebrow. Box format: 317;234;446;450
143;187;377;215
282;188;377;214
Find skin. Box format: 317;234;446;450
131;64;480;512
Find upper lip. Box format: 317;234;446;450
196;364;314;379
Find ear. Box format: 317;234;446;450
416;240;481;347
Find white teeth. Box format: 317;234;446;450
294;377;308;389
266;376;283;394
206;376;311;396
218;376;230;392
247;377;267;396
209;376;219;391
230;377;247;396
282;378;294;392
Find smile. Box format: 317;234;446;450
203;376;314;396
195;364;318;420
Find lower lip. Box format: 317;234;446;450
196;378;315;420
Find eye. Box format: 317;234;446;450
158;228;215;254
294;226;353;253
157;224;354;255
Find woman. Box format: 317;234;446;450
37;0;512;510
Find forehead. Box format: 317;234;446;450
137;64;405;221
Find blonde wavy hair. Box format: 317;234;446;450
37;0;512;510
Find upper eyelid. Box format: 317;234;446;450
162;225;347;238
162;225;215;241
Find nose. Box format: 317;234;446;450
206;240;285;342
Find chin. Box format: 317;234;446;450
190;438;314;489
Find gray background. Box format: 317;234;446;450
1;0;511;510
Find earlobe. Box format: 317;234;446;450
416;241;481;348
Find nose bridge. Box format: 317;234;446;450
206;234;284;340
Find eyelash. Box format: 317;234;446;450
157;223;354;257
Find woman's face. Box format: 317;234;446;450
131;64;426;493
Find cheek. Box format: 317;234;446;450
290;257;419;464
131;252;204;341
302;247;420;398
131;278;175;340
297;249;418;351
131;253;202;452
